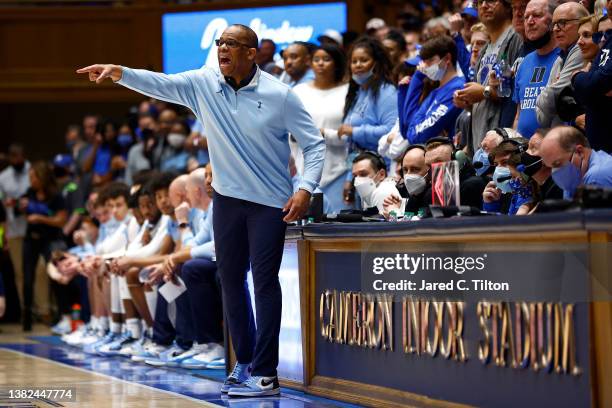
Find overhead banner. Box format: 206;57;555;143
162;2;347;74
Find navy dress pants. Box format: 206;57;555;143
213;193;287;377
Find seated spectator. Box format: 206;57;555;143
398;35;466;144
482;138;536;215
523;129;564;208
472;127;520;176
160;121;190;174
125;113;158;185
535;2;589;127
539;126;612;198
513;0;560;139
572;13;612;152
351;152;400;214
383;145;430;216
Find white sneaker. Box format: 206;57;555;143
51;316;72;335
79;331;102;347
64;326;91;346
62;324;87;344
182;343;224;367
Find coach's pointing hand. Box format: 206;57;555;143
76;64;123;84
282;189;311;223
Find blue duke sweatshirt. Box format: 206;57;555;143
398;71;465;144
118;66;325;209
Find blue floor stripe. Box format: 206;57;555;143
1;337;361;408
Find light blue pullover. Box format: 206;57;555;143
118;66;325;208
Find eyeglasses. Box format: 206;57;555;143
477;0;500;7
592;29;612;44
552;18;580;30
215;38;252;49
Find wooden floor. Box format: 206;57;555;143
0;324;218;407
0;324;359;408
0;348;218;407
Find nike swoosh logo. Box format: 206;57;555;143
260;378;275;387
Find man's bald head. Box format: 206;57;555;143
186;168;208;209
402;147;428;177
552;2;588;50
169;174;189;207
539;126;589;168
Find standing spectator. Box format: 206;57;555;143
454;0;523;154
572;12;612;152
398;36;466;144
317;29;343;48
513;0;560;139
469;24;491;80
339;36;398;153
256;39;277;74
0;143;30;310
383;29;409;67
512;0;530;41
567;14;601;132
280;42;315;87
461;0;481;44
339;37;397;205
535;2;589;127
20;161;68;330
291;44;350;213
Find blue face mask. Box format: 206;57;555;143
551;155;582;196
473;148;490;176
117;134;133;147
493;166;513;194
352;68;374;85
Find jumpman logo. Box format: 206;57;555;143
257;101;262;109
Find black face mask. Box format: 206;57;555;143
525;30;552;50
11;162;25;172
520;152;543;177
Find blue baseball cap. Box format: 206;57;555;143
53;154;73;168
462;0;478;18
404;45;422;67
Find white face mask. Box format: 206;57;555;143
167;133;186;149
403;173;427;196
420;60;447;81
354;176;377;206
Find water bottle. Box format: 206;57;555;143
497;57;513;98
71;304;83;332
